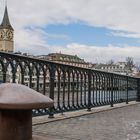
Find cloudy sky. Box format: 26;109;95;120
0;0;140;64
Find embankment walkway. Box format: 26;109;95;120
33;102;140;140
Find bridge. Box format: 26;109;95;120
0;51;140;139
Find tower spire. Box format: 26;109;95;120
0;2;13;30
5;0;7;6
0;1;14;52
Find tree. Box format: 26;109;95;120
126;57;134;71
135;63;140;72
107;59;114;65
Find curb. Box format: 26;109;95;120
33;101;140;126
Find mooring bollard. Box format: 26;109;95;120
0;83;54;140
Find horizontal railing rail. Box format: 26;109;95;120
0;51;139;117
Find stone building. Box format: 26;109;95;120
0;5;14;52
94;62;137;76
35;53;92;91
0;5;14;82
37;53;92;68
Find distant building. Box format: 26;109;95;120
134;72;140;78
0;5;14;52
94;62;137;76
37;53;92;68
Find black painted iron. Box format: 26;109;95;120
0;51;138;117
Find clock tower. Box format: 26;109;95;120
0;5;14;52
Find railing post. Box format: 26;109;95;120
137;78;140;102
126;76;128;104
111;74;114;107
21;71;24;85
36;69;40;92
3;70;6;83
48;64;55;118
87;70;92;111
29;71;32;88
12;68;17;83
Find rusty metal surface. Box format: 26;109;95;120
0;83;54;109
0;83;54;140
0;110;32;140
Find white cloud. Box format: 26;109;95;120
5;0;140;33
13;27;140;64
110;31;140;38
49;43;140;63
14;28;49;54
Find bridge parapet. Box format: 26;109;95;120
0;51;138;117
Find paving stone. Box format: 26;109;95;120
33;103;140;140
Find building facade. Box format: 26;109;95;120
94;62;138;76
37;53;91;68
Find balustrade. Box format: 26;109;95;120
0;51;138;117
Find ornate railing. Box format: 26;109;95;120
0;52;139;117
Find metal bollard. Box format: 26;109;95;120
0;83;54;140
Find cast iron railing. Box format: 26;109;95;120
0;51;139;117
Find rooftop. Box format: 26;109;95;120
38;53;86;64
0;6;13;30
